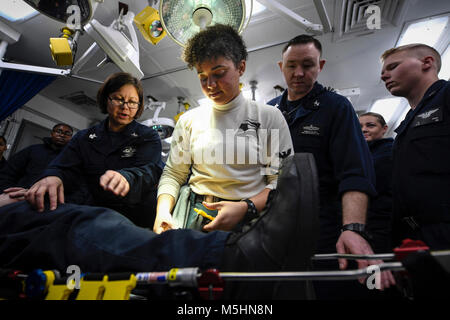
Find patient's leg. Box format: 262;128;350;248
0;202;229;273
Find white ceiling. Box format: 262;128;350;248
1;0;449;125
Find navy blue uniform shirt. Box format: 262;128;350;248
43;118;165;227
0;157;7;172
392;80;450;248
268;82;376;252
366;137;394;253
0;137;65;192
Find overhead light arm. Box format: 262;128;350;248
0;59;71;76
256;0;324;35
313;0;333;33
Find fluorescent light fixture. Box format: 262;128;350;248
370;97;403;124
439;46;450;80
397;15;449;47
0;0;37;21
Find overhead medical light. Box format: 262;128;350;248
159;0;253;47
134;6;167;45
21;0;96;68
82;10;144;79
22;0;96;25
3;0;144;79
140;99;175;140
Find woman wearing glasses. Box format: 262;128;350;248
25;72;164;228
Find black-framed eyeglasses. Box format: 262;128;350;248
53;129;73;137
108;97;140;110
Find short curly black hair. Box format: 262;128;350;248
97;72;144;119
182;24;248;69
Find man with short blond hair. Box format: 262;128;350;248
381;43;442;72
381;43;450;249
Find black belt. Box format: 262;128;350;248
192;192;234;204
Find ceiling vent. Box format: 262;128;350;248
332;0;409;42
59;91;97;107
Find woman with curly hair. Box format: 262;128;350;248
154;24;293;234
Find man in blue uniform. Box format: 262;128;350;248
0;123;73;196
381;43;450;250
267;35;395;296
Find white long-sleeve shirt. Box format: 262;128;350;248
157;93;293;201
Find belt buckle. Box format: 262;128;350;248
204;195;216;203
403;216;420;231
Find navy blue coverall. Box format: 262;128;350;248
0;137;64;192
391;80;450;250
42;118;164;228
268;82;376;254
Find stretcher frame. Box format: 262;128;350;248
3;241;449;300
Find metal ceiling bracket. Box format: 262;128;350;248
256;0;324;35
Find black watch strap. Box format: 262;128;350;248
242;199;258;223
341;223;372;241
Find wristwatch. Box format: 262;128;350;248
341;223;372;241
242;199;258;223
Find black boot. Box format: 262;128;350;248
220;153;320;299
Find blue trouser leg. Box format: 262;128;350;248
0;202;230;273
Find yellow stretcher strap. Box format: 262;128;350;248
43;271;74;300
40;271;137;300
102;274;137;300
75;273;137;300
75;274;107;300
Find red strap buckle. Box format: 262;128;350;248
394;239;430;261
197;269;224;300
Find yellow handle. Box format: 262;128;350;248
194;208;215;221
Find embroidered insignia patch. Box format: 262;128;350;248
89;133;97;139
300;124;321;136
121;146;136;158
412;107;442;127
